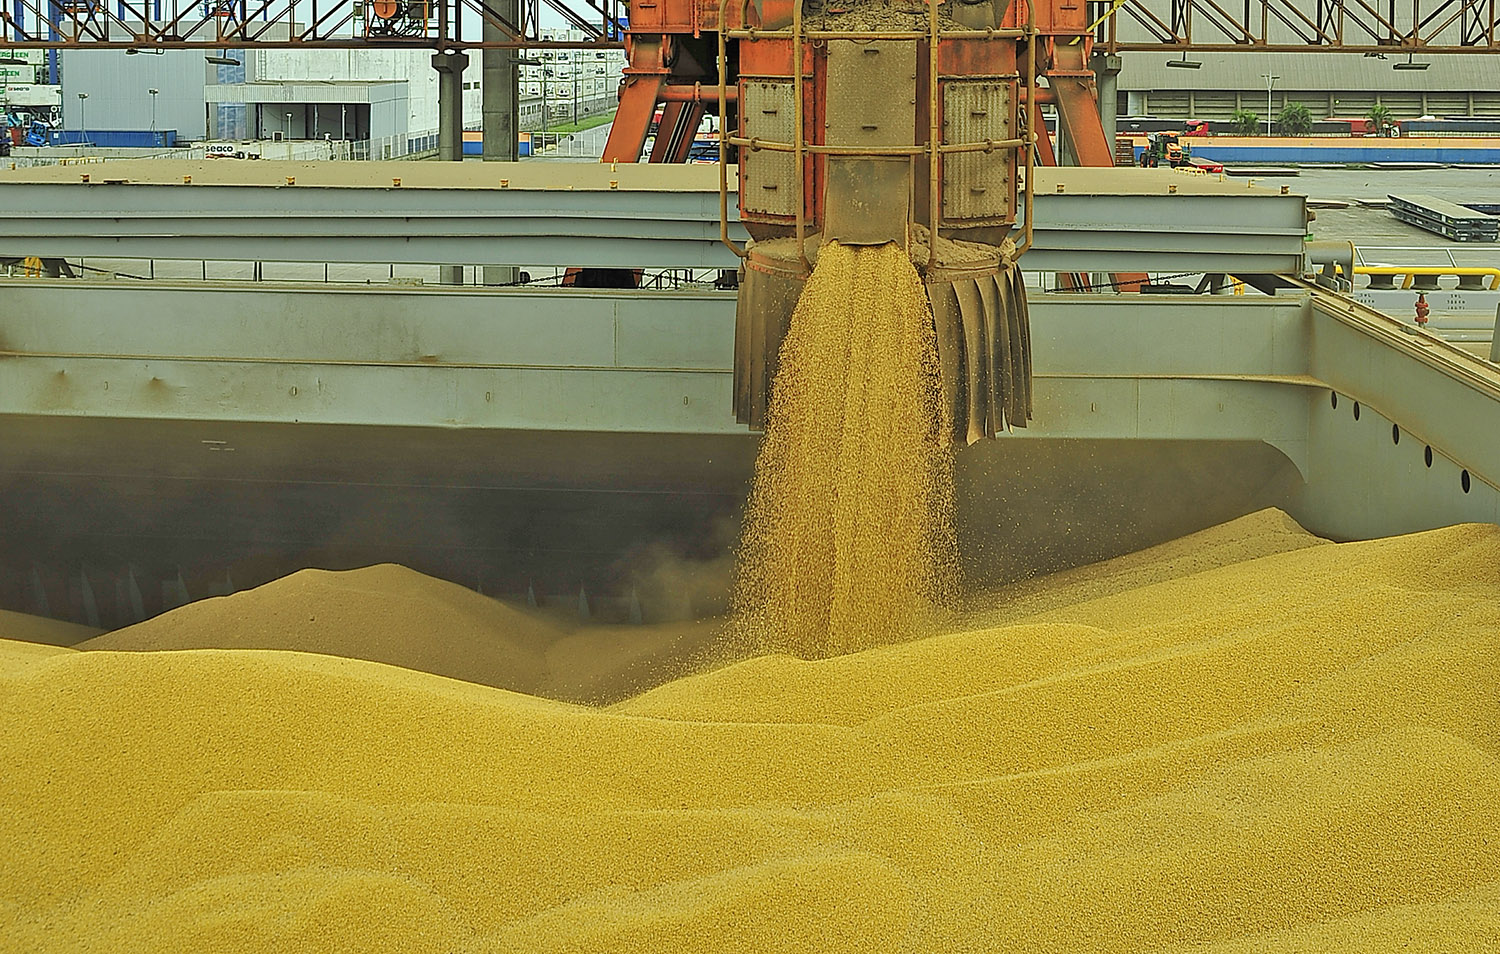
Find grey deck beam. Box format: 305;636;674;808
0;161;1308;273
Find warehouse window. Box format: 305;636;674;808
215;103;247;139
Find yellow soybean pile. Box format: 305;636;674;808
1;513;1498;953
76;563;719;704
734;242;957;658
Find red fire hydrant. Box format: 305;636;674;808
1415;292;1430;327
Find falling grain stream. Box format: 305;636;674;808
733;242;958;657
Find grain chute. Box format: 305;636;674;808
722;0;1035;443
596;0;1132;441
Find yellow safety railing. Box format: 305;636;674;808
1354;265;1500;290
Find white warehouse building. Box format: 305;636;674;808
59;44;483;146
208;48;484;142
523;29;625;129
54;31;628;150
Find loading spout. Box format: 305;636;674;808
735;235;1032;443
725;0;1035;440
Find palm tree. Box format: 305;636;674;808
1277;102;1314;137
1230;108;1260;136
1367;103;1396;137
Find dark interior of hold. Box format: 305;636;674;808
1;415;1301;629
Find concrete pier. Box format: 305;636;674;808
1093;53;1122;148
432;50;471;284
432;50;471;162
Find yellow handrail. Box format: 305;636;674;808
716;0;746;258
1015;0;1036;256
1353;265;1500;290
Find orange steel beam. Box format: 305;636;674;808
672;106;708;162
647;101;688;162
1031;99;1058;168
600;37;668;163
1044;41;1117;168
652;102;707;163
659;84;737;104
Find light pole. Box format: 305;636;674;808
148;87;159;132
285;111;293;139
1261;73;1279;136
76;91;87;144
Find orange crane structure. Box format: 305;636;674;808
592;0;1122;440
